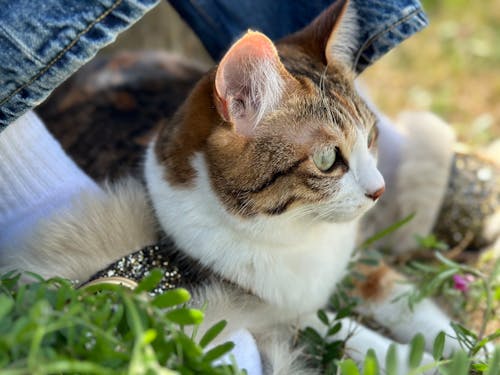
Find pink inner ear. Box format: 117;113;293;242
215;31;279;109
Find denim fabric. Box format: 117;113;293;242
169;0;428;71
0;0;160;130
354;0;428;72
0;0;427;130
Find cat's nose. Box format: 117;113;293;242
365;186;385;201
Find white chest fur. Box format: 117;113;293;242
145;144;358;314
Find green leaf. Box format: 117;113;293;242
0;295;14;320
142;329;157;345
359;258;381;266
385;344;398;375
177;332;203;358
199;320;227;348
301;327;324;347
23;271;46;283
448;350;469;375
1;272;21;291
204;342;235;362
472;362;488;372
324;340;344;363
151;288;191;308
0;272;244;373
450;322;477;350
363;349;380;375
134;268;164;293
124;293;145;335
350;271;367;281
363;249;383;261
472;330;500;356
330;294;341;310
434;252;462;269
327;322;342;337
432;332;446;360
409;334;425;369
336;306;353;320
339;359;361;375
451;322;477;339
408;261;438;273
415;234;448;251
166;308;204;325
494;286;500;302
324;360;339;375
360;213;415;248
317;310;329;325
485;347;500;375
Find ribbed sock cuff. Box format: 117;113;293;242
0;111;99;227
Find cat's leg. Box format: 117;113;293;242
196;284;438;374
255;326;319;375
300;313;436;374
360;111;456;254
0;178;157;281
194;284;316;375
0;111;100;255
352;262;460;356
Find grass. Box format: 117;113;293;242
362;0;500;146
298;232;500;374
2;238;498;374
0;270;242;375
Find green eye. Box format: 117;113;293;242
313;147;336;172
368;125;378;148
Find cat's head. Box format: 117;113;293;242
152;0;384;223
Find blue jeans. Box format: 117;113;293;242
0;0;427;130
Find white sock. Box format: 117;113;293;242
376;113;406;187
354;80;407;187
212;329;262;375
0;111;100;249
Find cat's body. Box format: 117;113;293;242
1;1;463;373
146;145;358;315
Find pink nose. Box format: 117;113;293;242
365;186;385;201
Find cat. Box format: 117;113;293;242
0;0;463;373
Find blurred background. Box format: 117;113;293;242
363;0;500;147
101;0;499;147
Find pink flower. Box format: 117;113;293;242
452;274;474;292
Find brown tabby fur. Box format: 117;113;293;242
154;6;377;218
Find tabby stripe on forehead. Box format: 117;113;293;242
330;90;361;125
247;156;308;194
351;99;369;126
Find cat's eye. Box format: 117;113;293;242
367;125;378;148
313;147;336;172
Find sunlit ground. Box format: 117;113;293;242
362;0;500;146
361;0;500;335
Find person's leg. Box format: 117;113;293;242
0;0;160;129
0;0;160;250
0;111;100;249
1;0;429;130
168;0;428;73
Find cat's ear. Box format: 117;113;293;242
281;0;359;69
214;31;289;136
